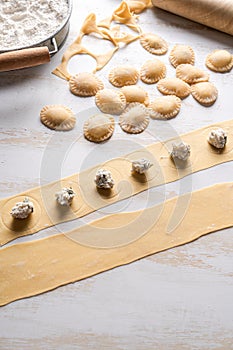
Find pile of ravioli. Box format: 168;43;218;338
40;0;233;143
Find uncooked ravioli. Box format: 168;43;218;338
95;88;126;115
169;44;195;68
119;102;150;134
140;33;168;55
157;77;190;99
40;105;76;131
191;82;218;106
140;59;166;84
108;65;139;87
69;72;104;97
83;114;115;143
176;64;209;84
205;49;233;73
149;95;181;120
121;85;149;106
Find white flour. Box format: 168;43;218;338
0;0;69;50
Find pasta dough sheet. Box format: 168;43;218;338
1;119;233;246
0;182;232;306
152;0;233;36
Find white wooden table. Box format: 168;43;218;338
0;1;233;349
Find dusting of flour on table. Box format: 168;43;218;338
0;0;69;50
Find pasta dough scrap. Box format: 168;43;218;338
157;77;190;99
95;88;126;115
205;49;233;73
101;25;139;45
191;82;218;106
80;13;108;39
119;102;150;134
52;11;119;80
140;33;168;55
79;13;117;44
69;72;104;97
108;65;139;87
52;44;91;81
176;64;209;84
83;114;115;143
126;0;153;14
52;41;118;79
93;47;120;72
0;182;232;306
121;85;149;106
140;58;166;84
149;95;181;120
40;105;76;131
112;1;141;32
169;44;195;68
98;16;113;29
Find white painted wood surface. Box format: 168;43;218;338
0;1;233;349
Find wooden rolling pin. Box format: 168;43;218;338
152;0;233;36
0;46;50;72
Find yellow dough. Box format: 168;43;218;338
1;119;233;246
205;49;233;73
157;77;190;99
52;12;119;80
126;0;153;14
112;1;141;32
0;182;232;306
40;105;76;131
176;64;209;84
140;33;168;55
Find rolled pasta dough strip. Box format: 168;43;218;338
0;182;232;306
1;119;233;246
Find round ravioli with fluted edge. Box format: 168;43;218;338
83;114;115;143
157;77;190;99
191;82;218;106
95;88;126;115
176;64;209;84
205;49;233;73
140;32;168;55
140;59;166;84
169;44;195;68
119;103;150;134
108;65;139;87
121;85;149;106
40;105;76;131
149;95;181;120
69;72;104;97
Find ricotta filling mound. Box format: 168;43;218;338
131;158;153;174
11;197;34;219
95;169;115;189
208;128;227;149
0;0;69;50
55;188;75;206
171;141;191;161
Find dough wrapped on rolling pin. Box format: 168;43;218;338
152;0;233;36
